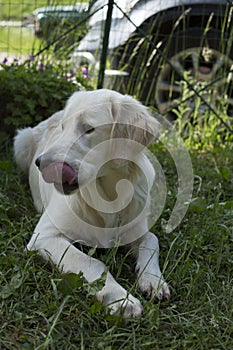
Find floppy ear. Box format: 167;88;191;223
111;95;160;146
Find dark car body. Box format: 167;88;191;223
78;0;230;51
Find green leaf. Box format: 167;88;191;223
0;161;12;172
104;314;124;326
218;167;230;180
1;272;25;299
90;301;103;314
220;201;233;210
189;197;207;213
58;272;84;296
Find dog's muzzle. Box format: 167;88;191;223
35;156;79;195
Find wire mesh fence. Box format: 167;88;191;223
1;0;233;134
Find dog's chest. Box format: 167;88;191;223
51;182;149;248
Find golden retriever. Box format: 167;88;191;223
14;89;170;318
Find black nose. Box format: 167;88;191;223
35;156;42;168
35;155;54;170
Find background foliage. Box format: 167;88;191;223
0;59;92;137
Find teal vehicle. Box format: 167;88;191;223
33;3;89;38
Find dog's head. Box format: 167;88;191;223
36;89;160;195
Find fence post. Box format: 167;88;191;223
97;0;114;89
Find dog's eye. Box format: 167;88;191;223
83;124;95;134
86;127;95;134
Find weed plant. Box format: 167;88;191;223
172;71;233;149
0;57;93;137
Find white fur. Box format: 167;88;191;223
14;89;170;318
14;127;35;175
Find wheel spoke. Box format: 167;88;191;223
157;99;181;114
215;74;233;89
191;53;199;76
171;60;185;76
211;56;225;76
158;81;182;93
214;76;228;87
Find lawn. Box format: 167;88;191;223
0;135;232;349
0;26;42;56
0;0;87;56
0;0;80;21
0;23;84;58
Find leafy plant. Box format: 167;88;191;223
172;71;233;148
0;57;93;136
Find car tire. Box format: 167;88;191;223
154;27;233;119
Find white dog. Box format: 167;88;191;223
14;89;170;318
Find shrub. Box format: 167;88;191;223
0;58;93;137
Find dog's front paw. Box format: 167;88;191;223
96;287;143;318
138;273;170;301
108;293;143;318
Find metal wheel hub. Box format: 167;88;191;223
156;47;233;116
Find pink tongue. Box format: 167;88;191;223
41;162;77;185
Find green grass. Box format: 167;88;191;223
0;0;86;56
0;0;80;21
0;136;233;349
0;26;42;56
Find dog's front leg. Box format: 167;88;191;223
134;232;170;300
27;231;143;318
